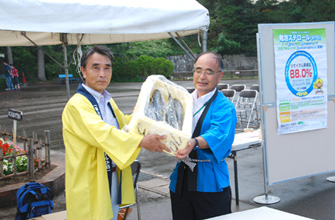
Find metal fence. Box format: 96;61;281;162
223;70;258;79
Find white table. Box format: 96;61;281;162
207;207;313;220
229;130;262;205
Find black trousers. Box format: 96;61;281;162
170;186;232;220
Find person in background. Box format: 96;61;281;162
169;51;237;220
10;64;20;89
3;60;14;90
62;45;171;220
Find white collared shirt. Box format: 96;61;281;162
191;89;216;133
82;83;119;129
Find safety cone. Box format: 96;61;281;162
22;72;28;86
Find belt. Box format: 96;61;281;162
180;156;225;172
112;166;117;172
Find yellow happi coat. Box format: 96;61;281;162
62;93;142;220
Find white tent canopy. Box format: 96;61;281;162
0;0;209;46
0;0;209;98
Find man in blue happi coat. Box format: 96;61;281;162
169;51;237;220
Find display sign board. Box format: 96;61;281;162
273;28;328;134
258;21;335;185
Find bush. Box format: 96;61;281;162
157;59;174;79
136;55;155;77
112;57;142;82
0;78;7;90
126;60;140;78
111;55;174;81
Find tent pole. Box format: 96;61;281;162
21;32;64;67
175;32;196;58
168;32;195;61
202;31;208;52
61;34;71;100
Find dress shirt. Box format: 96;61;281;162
82;84;119;129
191;88;216;133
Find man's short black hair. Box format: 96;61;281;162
80;45;114;69
194;51;224;71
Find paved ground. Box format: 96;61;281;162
1;78;335;220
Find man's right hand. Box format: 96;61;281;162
139;134;171;153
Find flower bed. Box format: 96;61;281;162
0;138;38;176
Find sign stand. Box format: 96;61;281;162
253;139;280;205
8;109;23;147
8;109;23;176
254;195;280;204
13;120;17;146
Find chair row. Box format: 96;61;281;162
185;83;260;130
187;83;259;99
220;83;259;102
220;84;260;130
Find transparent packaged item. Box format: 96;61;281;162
127;75;193;155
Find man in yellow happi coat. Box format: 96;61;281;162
62;45;170;220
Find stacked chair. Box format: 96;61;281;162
221;89;236;102
217;83;229;90
229;84;246;104
222;84;260;130
249;84;261;123
250;84;259;92
235;89;259;130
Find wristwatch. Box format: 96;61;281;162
194;138;199;150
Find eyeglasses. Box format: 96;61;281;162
193;68;221;76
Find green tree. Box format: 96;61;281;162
291;0;335;22
11;47;38;81
199;0;335;56
200;0;259;56
216;33;241;55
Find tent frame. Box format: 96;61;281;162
20;31;207;99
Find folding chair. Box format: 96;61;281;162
249;84;259;92
120;160;142;220
230;84;246;92
217;83;229;90
229;84;246;103
235;89;259;130
221;89;236;102
249;84;260;122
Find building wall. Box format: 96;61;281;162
167;54;258;78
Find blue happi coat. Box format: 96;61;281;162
170;90;237;192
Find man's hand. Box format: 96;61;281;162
139;134;171;153
175;139;196;160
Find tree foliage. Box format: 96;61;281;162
112;55;174;82
216;33;241;55
0;39;181;82
200;0;335;56
2;0;335;82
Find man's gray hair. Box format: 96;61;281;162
80;45;114;69
194;51;224;71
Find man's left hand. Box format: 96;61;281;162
175;139;196;159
